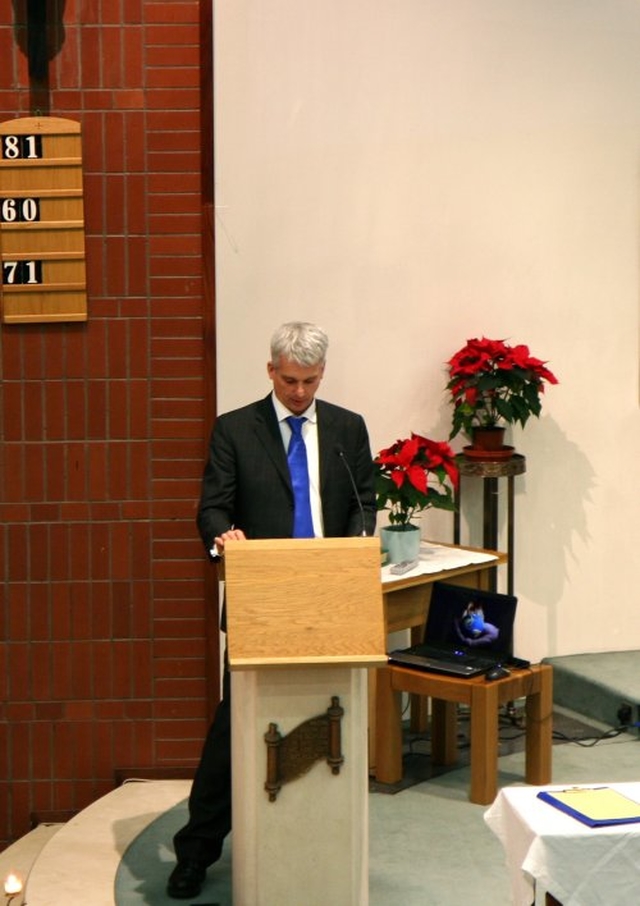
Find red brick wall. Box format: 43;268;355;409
0;1;216;848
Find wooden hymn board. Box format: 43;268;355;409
0;116;87;323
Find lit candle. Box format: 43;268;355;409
3;874;22;895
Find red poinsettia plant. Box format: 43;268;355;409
446;337;558;439
374;433;459;527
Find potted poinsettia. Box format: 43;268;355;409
374;433;458;563
446;337;558;450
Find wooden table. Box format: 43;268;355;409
382;544;508;635
375;661;553;804
369;544;508;771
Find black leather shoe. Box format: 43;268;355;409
166;859;207;899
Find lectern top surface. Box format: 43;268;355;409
223;538;386;669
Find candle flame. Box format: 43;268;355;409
3;873;22;895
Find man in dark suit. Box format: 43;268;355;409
167;321;376;899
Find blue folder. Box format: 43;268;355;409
538;787;640;828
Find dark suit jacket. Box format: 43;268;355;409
197;394;376;552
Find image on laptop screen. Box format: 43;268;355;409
424;582;517;658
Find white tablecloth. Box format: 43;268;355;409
484;783;640;906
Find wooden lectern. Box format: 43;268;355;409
224;537;386;906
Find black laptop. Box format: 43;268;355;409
388;581;528;678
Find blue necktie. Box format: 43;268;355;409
286;416;314;538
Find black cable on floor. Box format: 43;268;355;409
551;725;630;747
403;707;636;752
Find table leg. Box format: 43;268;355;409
409;625;429;733
525;664;553;785
507;474;515;595
483;477;499;592
368;668;377;773
374;667;404;784
410;694;429;733
431;699;458;765
469;680;500;804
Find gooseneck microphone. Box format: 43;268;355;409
335;445;367;537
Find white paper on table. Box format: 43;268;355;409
381;541;498;584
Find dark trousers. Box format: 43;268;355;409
172;663;232;866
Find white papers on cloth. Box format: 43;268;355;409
381;542;498;584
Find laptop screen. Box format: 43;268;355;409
424;582;517;657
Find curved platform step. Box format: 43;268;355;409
544;650;640;731
0;825;62;905
24;780;196;905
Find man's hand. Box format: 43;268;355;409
214;528;247;554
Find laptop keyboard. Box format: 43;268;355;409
407;643;502;671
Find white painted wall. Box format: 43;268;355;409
213;0;640;662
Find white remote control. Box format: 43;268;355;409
389;558;419;575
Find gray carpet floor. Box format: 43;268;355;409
115;706;640;905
